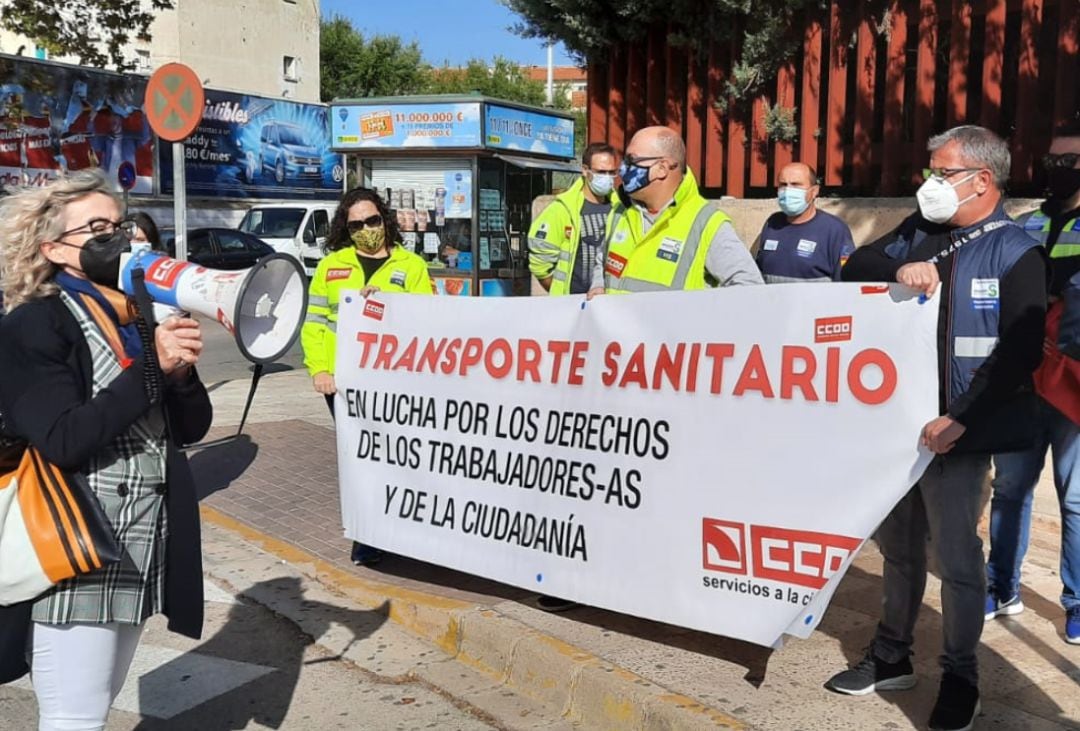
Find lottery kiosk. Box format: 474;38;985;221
329;95;578;297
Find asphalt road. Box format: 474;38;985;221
193;312;305;387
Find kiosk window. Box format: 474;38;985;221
369;159;474;270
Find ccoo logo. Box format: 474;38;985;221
702;518;861;590
146;258;189;289
814;316;853;343
604;252;628;278
363;299;385;321
702;519;747;574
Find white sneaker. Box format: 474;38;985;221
984;593;1024;621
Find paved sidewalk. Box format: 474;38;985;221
1;517;563;730
198;370;1080;730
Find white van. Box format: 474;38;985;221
237;202;337;276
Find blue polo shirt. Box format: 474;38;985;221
755;209;855;283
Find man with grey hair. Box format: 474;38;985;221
589;125;762;294
826;125;1047;731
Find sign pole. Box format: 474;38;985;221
143;62;204;264
173;141;187;262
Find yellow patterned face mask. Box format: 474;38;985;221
351;227;385;253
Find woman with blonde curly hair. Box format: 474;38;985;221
0;169;212;730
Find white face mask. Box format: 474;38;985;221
588;172;615;197
916;172;978;224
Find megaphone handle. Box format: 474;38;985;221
234;363;264;438
129;268;165;405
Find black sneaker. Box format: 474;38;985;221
824;648;917;696
535;595;580;612
928;673;980;731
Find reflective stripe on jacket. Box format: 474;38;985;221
1020;210;1080;259
602;169;733;293
527;178;614;296
302;245;433;375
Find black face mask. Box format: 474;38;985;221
1047;167;1080;204
57;230;130;288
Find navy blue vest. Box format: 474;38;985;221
886;208;1040;410
945;219;1040;408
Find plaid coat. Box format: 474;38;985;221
0;291;212;648
28;293;171;625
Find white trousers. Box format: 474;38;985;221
28;621;145;731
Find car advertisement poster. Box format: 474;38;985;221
0;55;153;192
159;87;343;200
332;102;483;150
484;103;575;159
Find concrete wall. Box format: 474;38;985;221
142;0;321;102
719;196;1042;250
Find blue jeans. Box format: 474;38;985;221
988;398;1080;611
874;453;989;685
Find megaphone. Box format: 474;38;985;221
119;250;308;364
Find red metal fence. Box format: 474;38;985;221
587;0;1079;197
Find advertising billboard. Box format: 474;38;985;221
160;88;343;200
332;102;482;150
0;55;153;192
484;103;575;159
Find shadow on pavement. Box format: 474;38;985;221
530;601;773;687
820;565;1071;728
188;435;259;501
369;556;773;684
258;362;294;375
365;553;533;603
133;577;389;730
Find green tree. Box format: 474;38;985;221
426;58;582;154
320;16;428;102
423;56;550;107
0;0;172;71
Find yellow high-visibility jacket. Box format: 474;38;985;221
527;178;615;295
302;245;432;375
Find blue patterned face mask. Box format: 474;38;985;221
618;155;664;194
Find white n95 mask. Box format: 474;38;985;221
916;173;977;224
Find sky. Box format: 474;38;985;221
321;0;578;68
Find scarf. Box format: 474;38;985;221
55;271;143;367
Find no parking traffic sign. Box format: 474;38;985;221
144;62;204;142
144;62;203;261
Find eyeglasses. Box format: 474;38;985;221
588;168;619;175
922;167;983;181
59;217;137;241
1043;153;1080;170
623;154;666;168
346;214;383;233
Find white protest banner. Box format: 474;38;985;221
334;284;939;647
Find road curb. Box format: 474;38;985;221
201;505;746;730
